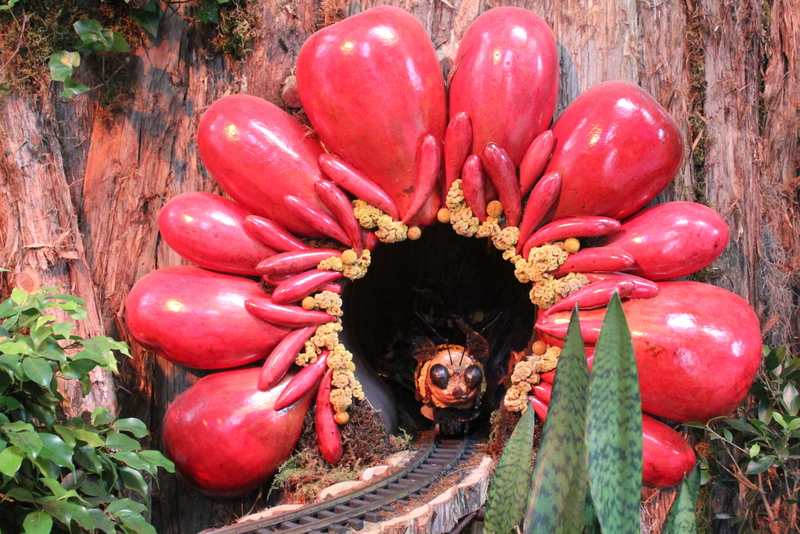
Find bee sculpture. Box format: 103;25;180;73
412;320;489;435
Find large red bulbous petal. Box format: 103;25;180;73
601;201;729;280
449;6;559;166
642;414;697;487
163;368;314;498
197;94;327;237
537;282;762;423
158;192;274;276
296;6;447;225
546;81;684;220
125;266;289;369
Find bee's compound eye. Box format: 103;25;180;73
429;364;450;389
464;365;483;390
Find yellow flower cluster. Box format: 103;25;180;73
491;226;519;251
297;322;343;366
351;199;409;244
326;343;364;413
375;215;408;243
503;345;562;412
513;243;569;284
313;291;343;317
352;199;383;228
529;272;591;309
318;249;372;281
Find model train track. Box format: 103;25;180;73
201;436;477;534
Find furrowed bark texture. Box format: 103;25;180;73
1;0;798;532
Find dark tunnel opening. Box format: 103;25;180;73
341;223;536;435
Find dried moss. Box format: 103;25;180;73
269;401;408;504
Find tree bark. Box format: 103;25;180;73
1;0;798;532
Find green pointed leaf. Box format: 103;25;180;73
106;432;142;452
11;287;29;305
524;309;589;534
745;455;775;474
88;508;117;533
8;429;43;459
139;449;175;472
116;510;157;534
38;433;75;469
106;497;148;515
21;356;53;389
51;321;74;339
132;0;161;37
112;418;149;438
662;463;701;534
0;445;25;476
587;293;642;534
119;466;149;498
22;510;53;534
484;406;535;534
91;407;116;427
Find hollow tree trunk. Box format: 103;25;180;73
1;0;798;532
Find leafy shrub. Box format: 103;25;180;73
0;285;174;534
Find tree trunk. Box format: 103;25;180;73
1;0;798;532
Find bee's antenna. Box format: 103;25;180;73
415;311;448;346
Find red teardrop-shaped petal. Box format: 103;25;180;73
163;368;313;498
197;94;327;236
449;6;559;166
159;192;274;276
536;282;762;423
296;6;446;225
546;81;684;220
600;201;729;280
125;266;289;369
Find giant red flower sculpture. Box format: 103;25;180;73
125;6;762;497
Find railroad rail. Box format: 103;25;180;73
201;435;477;534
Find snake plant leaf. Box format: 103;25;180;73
484;404;536;534
662;463;701;534
524;308;589;534
587;293;642;534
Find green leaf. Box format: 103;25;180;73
88;508;117;534
92;407;117;427
22;511;53;534
783;384;798;416
22;356;53;389
0;445;25;476
749;443;761;458
119;466;149;497
116;510;157;534
74;445;104;474
106;432;142;452
484;405;535;534
587;294;642;534
131;0;161;37
523;309;589;534
51;321;74;339
106;497;148;515
38;433;75;469
74;19;126;53
139;449;175;473
8;429;43;460
6;487;37;503
48;51;81;82
662;463;701;534
1;340;34;356
746;455;776;474
11;287;29;305
725;418;759;435
112;418;149;438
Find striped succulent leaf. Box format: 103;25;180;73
483;404;536;534
662;463;701;534
587;293;643;534
523;308;589;534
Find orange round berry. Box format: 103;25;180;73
532;340;548;356
486;200;503;218
334;411;350;425
437;208;451;224
301;296;316;310
341;249;359;265
563;238;581;254
407;226;422;240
